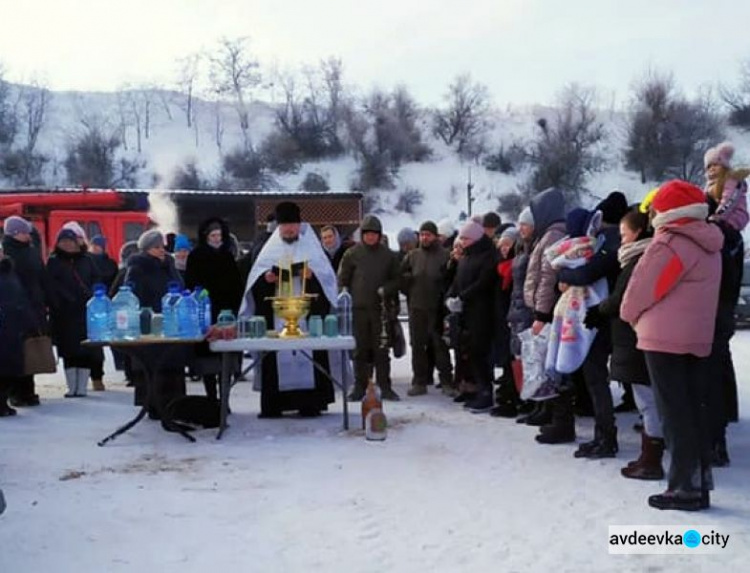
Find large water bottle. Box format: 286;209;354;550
194;287;212;334
161;282;182;338
86;284;112;341
176;289;201;338
111;285;140;339
336;287;353;336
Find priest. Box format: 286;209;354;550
240;201;339;417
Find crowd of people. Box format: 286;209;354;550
0;141;746;513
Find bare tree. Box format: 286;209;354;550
720;58;750;129
433;73;493;160
525;84;606;204
19;79;50;154
176;52;202;128
209;37;262;150
626;70;724;184
0;64;19;150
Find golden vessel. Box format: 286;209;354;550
267;294;316;338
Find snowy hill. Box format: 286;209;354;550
4;84;750;234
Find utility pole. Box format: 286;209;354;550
467;166;475;217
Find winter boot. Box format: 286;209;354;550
576;426;618;459
536;395;575;444
466;391;494;413
648;490;706;511
407;384;427;397
524;401;552;426
64;368;77;398
490;402;518;418
621;434;664;480
91;378;106;391
76;368;90;397
381;388;401;401
453;392;475;403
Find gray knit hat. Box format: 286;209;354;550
137;229;165;252
518;207;535;227
500;226;520;241
3;216;32;237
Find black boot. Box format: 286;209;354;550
536;395;575;444
575;426;618;459
348;385;366;401
648;490;706;511
524;401;552;426
453;392;475;404
466;391;493;413
517;402;541;424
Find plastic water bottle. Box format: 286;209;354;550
176;289;201;338
111;285;140;339
86;284;112;341
195;287;212;334
161;282;181;338
336;287;353;336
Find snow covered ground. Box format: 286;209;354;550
1;332;748;572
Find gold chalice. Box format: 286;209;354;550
267;294;317;338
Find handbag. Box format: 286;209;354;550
24;335;57;375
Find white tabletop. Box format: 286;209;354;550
210;336;356;353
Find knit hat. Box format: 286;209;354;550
704;141;734;169
482;211;501;229
458;220;484;242
436;218;455;237
565;208;593;238
595;191;629;225
518;207;534;227
499;226;519;242
652;180;706;213
119;241;138;265
174;234;192;252
56;228;78;243
3;215;32;237
137;229;165;252
274;201;302;224
62;221;87;241
360;215;383;234
91;235;107;249
419;221;438;235
397;227;417;245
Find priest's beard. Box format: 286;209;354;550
281;234;299;244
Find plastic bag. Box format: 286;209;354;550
518;325;556;401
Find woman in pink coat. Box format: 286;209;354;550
621;180;723;512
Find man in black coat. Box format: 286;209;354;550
185;217;244;400
1;216;48;407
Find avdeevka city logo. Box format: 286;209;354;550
683;530;701;548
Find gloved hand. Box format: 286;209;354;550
584;305;603;330
445;297;463;313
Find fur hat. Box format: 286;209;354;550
517;207;534;227
458;220;484;242
3;215;32;237
704;141;734;169
595;191;629;225
137;229;165;252
360;215;383;234
397;227;417;245
482;211;501;229
436;218;455;237
652;180;706;213
419;221;438;235
274;201;302;224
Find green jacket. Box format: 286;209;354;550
338;243;399;309
400;242;450;311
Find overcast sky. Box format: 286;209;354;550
1;0;748;106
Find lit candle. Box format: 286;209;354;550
301;260;307;295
